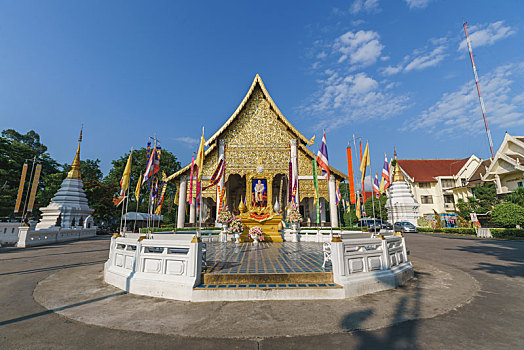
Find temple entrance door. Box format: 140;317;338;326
226;174;246;215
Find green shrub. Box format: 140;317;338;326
416;227;476;235
491;202;524;228
340;227;365;231
490;228;524;238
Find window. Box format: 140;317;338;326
441;179;455;188
444;195;454;204
421;195;433;204
419;182;431;189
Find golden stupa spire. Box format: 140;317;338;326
66;127;83;180
392;147;405;182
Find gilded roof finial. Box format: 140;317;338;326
66;127;82;180
392;148;405;183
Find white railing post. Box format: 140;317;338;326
330;241;345;281
380;237;391;270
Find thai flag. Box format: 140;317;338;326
316;132;330;179
335;183;341;205
373;172;380;198
142;146;160;185
382;153;390;189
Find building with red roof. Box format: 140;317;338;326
396;155;485;217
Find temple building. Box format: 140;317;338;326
166;75;347;240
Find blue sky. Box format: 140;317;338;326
1;0;523;180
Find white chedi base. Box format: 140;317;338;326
36;178;94;230
385;180;420;226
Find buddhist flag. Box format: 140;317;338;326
120;151;132;196
335;183;341;206
360;141;370;183
135;174;142;202
195;127;205;182
373;172;380;198
380;153;390;193
142;142;156;185
316;131;330;179
26;164;42;212
14;163;28;213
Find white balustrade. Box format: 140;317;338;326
104;234;203;301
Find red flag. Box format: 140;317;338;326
346;147;356;204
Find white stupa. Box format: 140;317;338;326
385;152;420;226
36;130;94;230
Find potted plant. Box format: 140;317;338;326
217;206;233;231
287;206;302;231
248;226;264;244
229;216;244;244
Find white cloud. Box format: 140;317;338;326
380;38;447;75
334;30;384;67
404;0;431;9
301;71;410;130
404;44;447;71
458;21;516;51
403;62;524;135
350;0;380;14
173;136;199;147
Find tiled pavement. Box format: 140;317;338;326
204;242;331;274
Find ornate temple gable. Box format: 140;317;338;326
166;74;348;182
205;74;311;148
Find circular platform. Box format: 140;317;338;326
33;257;479;339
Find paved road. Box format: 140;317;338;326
0;234;522;349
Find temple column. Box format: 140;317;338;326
216;139;226;225
177;176;188;228
290;139;299;205
495;174;502;194
328;177;338;228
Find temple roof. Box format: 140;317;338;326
397;158;468;183
205;74;311;147
167;74;348;182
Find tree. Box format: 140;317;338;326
456;184;499;219
364;194;388;220
491;202;524;228
506;187;524;207
105;148;181;225
0;129;60;218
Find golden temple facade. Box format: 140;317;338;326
167;75;347;240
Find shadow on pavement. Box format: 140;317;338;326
0;291;125;327
0;260;106;276
446;241;524;278
339;270;424;349
0;248;108;261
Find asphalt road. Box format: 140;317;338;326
0;234;522;349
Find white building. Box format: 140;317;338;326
482;133;524;195
396;155;484;217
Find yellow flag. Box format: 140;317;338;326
195;127;205;182
379;176;385;193
174;181;180;206
360;141;370;183
356;197;361;220
135;173;142;202
120;151;132;194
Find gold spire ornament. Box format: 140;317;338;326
392;149;405;183
238;196;246;213
66;128;83;180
